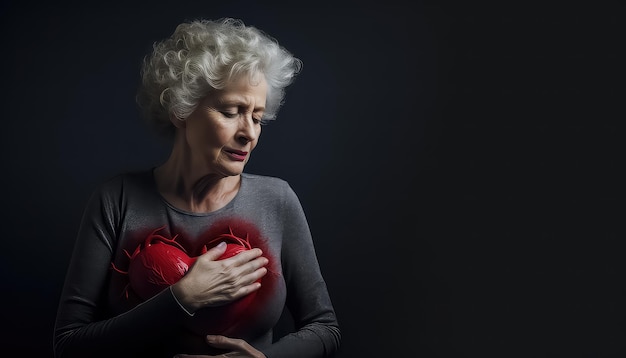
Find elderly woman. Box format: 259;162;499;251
53;18;341;358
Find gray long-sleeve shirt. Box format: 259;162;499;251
53;170;340;357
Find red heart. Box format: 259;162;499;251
116;226;259;336
127;240;195;300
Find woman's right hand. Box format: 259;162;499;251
171;241;268;313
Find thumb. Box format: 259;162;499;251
202;241;228;260
206;334;237;349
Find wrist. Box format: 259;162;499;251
169;284;196;316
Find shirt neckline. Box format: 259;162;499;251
149;168;246;217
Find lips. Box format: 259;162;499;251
225;149;248;161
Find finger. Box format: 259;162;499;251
247;267;267;283
205;335;244;350
228;266;265;300
174;353;229;358
234;256;268;280
234;280;262;297
238;257;268;282
241;255;269;274
223;247;264;265
205;335;262;357
199;241;228;260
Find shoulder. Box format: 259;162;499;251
240;172;302;208
241;172;289;188
241;172;299;201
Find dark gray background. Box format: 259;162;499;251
1;0;624;357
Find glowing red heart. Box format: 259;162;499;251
111;225;258;336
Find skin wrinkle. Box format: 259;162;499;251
155;74;267;213
54;18;339;358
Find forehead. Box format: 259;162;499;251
211;74;267;108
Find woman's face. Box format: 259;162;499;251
181;74;267;177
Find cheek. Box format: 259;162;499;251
185;121;211;147
203;128;229;150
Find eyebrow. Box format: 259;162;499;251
216;95;265;112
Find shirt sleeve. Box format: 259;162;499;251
261;183;341;358
52;179;192;358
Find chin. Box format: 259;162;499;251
211;160;245;177
222;166;246;177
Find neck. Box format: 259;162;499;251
154;145;240;213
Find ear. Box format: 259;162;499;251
169;114;186;129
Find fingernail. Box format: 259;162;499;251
217;241;226;248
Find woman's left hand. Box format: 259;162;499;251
174;335;267;358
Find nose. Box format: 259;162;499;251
237;115;259;144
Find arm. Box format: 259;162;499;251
52;181;191;358
262;184;341;358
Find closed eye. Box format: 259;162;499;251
220;111;238;119
221;111;266;126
